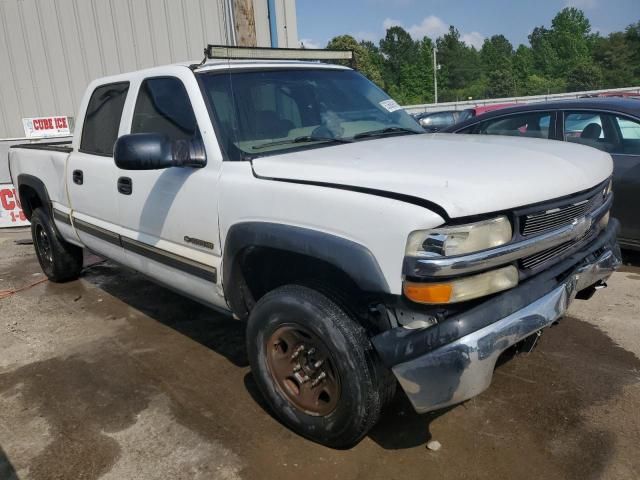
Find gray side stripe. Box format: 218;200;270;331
72;217;216;283
52;208;72;225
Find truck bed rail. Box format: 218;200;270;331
10;141;73;153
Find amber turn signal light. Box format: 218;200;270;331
403;282;453;304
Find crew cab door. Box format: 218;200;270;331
67;82;129;263
116;72;225;308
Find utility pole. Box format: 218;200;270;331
433;46;438;104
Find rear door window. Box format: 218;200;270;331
80;82;129;156
131;77;199;141
564;111;640;155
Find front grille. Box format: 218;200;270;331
517;184;608;271
520;240;577;270
521;195;598;237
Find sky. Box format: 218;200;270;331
296;0;640;50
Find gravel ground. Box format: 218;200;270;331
1;227;639;480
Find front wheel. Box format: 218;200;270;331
247;285;389;448
30;208;83;282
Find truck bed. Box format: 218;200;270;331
8;142;73;212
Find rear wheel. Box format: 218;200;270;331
247;284;389;448
30;208;83;282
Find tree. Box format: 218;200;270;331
528;26;559;77
624;21;640;84
480;35;513;72
512;45;534;94
436;26;482;100
481;35;515;97
326;35;384;87
388;37;435;104
529;8;595;78
523;74;566;96
548;7;593;73
379;26;420;91
592;32;635;87
566;62;603;91
327;10;637;105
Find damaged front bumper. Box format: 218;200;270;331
373;219;622;413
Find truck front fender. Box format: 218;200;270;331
222;222;390;316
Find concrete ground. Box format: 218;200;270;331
1;227;639;480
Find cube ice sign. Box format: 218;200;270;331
22;116;71;138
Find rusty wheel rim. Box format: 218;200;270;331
265;324;341;416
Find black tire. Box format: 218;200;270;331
30;208;83;282
247;284;388;448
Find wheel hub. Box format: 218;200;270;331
34;224;53;264
266;324;340;416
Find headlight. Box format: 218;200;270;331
604;178;613;197
403;265;519;304
406;216;513;257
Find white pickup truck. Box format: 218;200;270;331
8;47;621;448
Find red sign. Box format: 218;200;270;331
22;116;72;138
0;184;29;227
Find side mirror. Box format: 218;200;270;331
114;133;206;170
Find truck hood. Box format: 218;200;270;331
251;133;613;219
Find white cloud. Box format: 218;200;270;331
382;18;403;30
564;0;597;8
381;16;484;48
461;31;485;49
299;38;322;49
406;15;449;40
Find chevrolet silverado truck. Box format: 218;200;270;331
8;46;621;448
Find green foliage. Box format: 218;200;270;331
326;8;639;104
566;62;603;91
326;35;384;87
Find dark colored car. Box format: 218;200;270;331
445;98;640;250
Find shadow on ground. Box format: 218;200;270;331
621;248;640;270
82;261;248;367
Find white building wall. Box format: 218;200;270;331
0;0;290;140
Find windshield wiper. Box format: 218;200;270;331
353;127;422;140
252;135;353;150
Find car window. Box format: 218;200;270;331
615;116;640;154
564;111;640;155
564;112;603;140
469;111;552;139
132;77;198;141
80;82;129;156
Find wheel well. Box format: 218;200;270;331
18;184;44;220
228;247;388;332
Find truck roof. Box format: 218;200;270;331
89;59;350;86
190;59;352;73
87;60;351;90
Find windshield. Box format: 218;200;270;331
198;68;423;160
